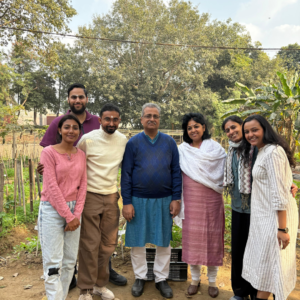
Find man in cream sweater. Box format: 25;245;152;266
77;103;127;300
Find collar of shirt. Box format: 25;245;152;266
144;131;160;144
66;109;93;122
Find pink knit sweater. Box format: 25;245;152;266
40;146;87;223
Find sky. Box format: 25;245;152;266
65;0;300;55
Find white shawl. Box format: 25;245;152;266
174;139;226;226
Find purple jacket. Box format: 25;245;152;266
40;110;100;147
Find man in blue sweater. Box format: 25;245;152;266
121;103;182;299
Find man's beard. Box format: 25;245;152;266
70;103;86;115
103;125;117;134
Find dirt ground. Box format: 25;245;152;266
0;227;300;300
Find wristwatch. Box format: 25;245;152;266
278;228;289;233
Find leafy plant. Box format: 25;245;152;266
13;236;41;254
171;224;182;248
0;201;40;238
222;71;300;155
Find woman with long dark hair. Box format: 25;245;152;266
222;115;258;300
38;114;87;300
241;115;298;300
176;113;226;298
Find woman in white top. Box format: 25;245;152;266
241;115;298;300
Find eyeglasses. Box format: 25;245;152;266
70;95;86;100
143;114;160;120
103;117;120;123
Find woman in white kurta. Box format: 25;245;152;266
241;115;298;300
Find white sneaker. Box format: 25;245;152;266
78;292;93;300
93;286;115;300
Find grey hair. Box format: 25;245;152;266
141;103;161;117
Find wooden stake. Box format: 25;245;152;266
36;169;41;199
0;163;4;213
0;163;3;233
12;132;16;160
31;154;36;200
17;160;21;206
14;152;17;219
20;158;26;216
29;158;33;213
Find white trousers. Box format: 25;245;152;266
38;200;80;300
131;246;171;283
190;265;219;283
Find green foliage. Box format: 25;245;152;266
206;44;285;101
0;0;76;67
224;203;232;252
222;71;300;154
13;236;41;254
295;152;300;163
0;201;40;238
171;224;182;248
278;43;300;72
66;0;267;129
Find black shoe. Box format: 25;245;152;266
109;268;127;286
132;279;145;297
69;274;77;291
155;280;173;298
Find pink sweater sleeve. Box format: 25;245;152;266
41;149;75;223
74;152;87;220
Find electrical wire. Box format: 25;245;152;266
2;26;300;51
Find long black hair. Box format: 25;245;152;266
241;115;295;167
56;114;82;143
182;113;211;143
221;115;243;131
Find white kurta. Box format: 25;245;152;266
242;145;298;300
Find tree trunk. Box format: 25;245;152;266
286;119;296;155
57;79;61;116
33;108;37;125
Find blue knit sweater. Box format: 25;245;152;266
121;132;182;205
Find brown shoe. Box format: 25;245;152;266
187;282;200;295
208;286;219;298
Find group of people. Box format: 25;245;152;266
37;83;298;300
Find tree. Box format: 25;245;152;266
277;43;300;72
52;43;91;115
222;71;300;154
205;42;285;100
0;0;76;66
72;0;263;128
8;45;57;125
24;71;57;125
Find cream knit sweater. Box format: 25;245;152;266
77;127;127;195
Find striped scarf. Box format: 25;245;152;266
223;141;254;209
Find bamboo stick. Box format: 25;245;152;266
20;157;26;217
31;154;36;200
0;163;4;213
0;162;3;233
17;160;21;206
14;152;17;219
12;132;16;160
36;169;41;199
29;158;33;213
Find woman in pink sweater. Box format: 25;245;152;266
38;114;87;300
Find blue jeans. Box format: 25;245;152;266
38;201;80;300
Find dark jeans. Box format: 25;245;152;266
231;210;256;298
